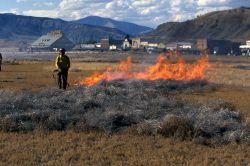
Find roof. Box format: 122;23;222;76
31;31;64;48
110;39;123;45
123;38;132;45
176;42;193;45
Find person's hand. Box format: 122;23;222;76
53;69;59;73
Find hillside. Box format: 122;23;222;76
0;14;126;44
73;16;153;36
144;7;250;43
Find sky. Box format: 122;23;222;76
0;0;250;28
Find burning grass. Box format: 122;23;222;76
76;52;209;86
0;80;249;145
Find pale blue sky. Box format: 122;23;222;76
0;0;249;27
0;0;60;10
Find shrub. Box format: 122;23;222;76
0;80;248;144
159;116;194;140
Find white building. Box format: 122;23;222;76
240;40;250;49
109;45;117;50
240;40;250;56
148;43;158;47
177;42;193;49
95;43;101;48
122;38;132;50
166;43;178;50
30;30;74;51
140;41;149;47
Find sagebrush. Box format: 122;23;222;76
0;80;249;144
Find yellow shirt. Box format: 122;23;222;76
55;54;70;69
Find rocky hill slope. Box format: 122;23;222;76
144;7;250;43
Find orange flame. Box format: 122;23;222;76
77;52;209;86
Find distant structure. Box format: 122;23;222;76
110;38;123;50
100;38;110;50
122;35;132;50
100;36;133;51
72;44;96;51
131;37;158;50
196;39;240;55
240;40;250;56
196;39;208;51
165;43;178;51
132;38;141;49
96;36;242;55
30;30;74;51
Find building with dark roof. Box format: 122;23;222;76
30;30;74;51
196;39;240;55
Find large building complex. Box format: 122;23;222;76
30;31;74;51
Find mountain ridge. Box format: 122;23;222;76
73;16;153;36
0;14;127;44
144;7;250;43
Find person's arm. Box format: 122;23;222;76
55;57;59;69
68;57;70;69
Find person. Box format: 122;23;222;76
0;53;2;72
55;48;70;89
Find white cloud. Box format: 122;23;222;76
55;0;196;27
0;8;23;15
33;2;54;7
23;10;58;18
16;0;28;3
6;0;250;27
197;0;228;6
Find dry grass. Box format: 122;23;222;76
0;54;250;165
0;61;117;91
0;131;249;166
158;116;194;140
207;63;250;87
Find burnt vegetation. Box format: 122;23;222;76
0;80;249;145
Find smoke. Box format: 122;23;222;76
0;80;249;144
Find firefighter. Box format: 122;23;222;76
55;48;70;90
0;53;2;72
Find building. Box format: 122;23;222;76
122;35;132;50
72;44;95;51
177;42;193;49
132;38;141;49
240;40;250;56
110;39;123;50
100;36;135;51
95;43;101;48
148;43;158;47
196;39;240;55
140;41;149;47
100;38;110;50
165;42;194;53
100;37;123;50
166;43;178;50
30;30;74;51
196;39;208;51
157;43;166;49
109;45;117;50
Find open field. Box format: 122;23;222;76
0;52;250;165
0;131;249;166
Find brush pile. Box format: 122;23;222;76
0;80;249;144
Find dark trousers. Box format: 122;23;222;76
0;60;1;71
57;69;68;89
